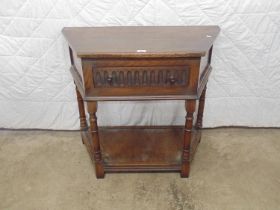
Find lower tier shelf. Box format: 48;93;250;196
81;126;201;173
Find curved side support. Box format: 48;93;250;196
196;85;207;130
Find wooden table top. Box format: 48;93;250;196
62;26;220;58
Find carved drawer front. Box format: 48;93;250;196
92;66;189;88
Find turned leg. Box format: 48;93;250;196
75;86;87;144
181;99;196;178
87;101;105;179
196;85;207;129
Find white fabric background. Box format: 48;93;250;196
0;0;280;129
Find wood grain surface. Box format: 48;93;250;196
63;26;220;58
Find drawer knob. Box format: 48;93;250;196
169;76;176;85
107;76;113;85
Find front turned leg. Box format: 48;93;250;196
87;101;105;179
181;100;196;178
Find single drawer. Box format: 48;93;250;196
82;58;200;100
92;66;189;88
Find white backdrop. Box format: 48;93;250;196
0;0;280;129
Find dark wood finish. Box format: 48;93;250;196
92;66;189;88
87;102;105;178
181;100;196;177
82;126;201;173
196;85;207;130
63;26;220;178
75;85;87;144
100;127;182;166
75;86;87;130
82;57;201;101
62;26;220;58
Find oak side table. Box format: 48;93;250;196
62;26;220;178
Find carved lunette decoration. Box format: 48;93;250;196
92;66;189;88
